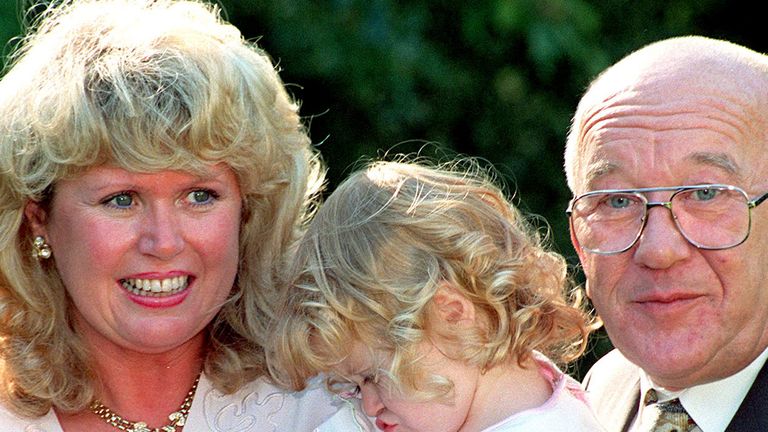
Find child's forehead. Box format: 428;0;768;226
340;343;388;375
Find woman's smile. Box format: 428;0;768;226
121;275;191;296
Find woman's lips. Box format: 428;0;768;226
120;275;193;308
120;275;190;296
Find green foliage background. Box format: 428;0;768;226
1;1;765;377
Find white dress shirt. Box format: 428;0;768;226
630;347;768;432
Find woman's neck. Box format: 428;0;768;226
56;325;206;431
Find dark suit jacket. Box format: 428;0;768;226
583;349;768;432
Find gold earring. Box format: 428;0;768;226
33;236;52;260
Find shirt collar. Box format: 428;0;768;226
638;347;768;432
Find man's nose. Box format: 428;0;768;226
633;205;692;269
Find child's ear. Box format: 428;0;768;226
433;283;475;325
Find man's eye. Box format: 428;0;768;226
693;188;718;201
607;195;633;209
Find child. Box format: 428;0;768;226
268;160;604;431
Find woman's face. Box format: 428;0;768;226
26;164;242;354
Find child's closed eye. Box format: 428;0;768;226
350;374;377;397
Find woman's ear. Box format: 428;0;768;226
24;200;49;238
433;283;475;326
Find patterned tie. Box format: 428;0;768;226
645;389;697;432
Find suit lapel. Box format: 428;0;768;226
583;350;641;432
601;375;640;432
725;358;768;431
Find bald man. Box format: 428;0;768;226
565;36;768;432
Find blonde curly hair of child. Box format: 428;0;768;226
268;160;594;400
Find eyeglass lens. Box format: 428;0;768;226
570;186;750;254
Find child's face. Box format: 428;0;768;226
343;342;482;432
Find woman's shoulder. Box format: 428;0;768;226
0;400;62;432
0;375;373;432
186;374;373;432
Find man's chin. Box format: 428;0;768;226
622;344;714;389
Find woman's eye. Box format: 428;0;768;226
105;193;134;209
186;189;216;205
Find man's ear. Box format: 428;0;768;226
569;223;593;299
24;200;49;238
569;221;586;262
433;283;475;325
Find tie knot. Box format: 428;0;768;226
644;389;660;405
644;390;696;432
657;399;688;415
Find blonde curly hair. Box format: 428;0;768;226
0;0;323;417
269;160;592;400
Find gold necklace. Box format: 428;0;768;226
89;375;200;432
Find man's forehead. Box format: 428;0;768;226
571;89;761;192
578;149;743;191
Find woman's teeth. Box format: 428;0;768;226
121;275;189;296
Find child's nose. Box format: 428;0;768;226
360;384;385;416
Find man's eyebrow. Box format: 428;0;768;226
583;160;618;189
687;151;740;175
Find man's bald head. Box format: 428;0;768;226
565;36;768;192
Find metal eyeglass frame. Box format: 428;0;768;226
565;184;768;255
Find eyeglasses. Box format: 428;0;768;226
566;184;768;255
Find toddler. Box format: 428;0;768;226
269;161;604;431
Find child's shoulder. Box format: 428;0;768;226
481;353;606;432
531;352;589;404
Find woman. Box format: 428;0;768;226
0;1;368;430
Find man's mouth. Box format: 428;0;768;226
120;275;189;297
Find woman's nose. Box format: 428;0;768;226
138;206;185;259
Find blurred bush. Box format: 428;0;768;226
2;0;764;376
